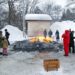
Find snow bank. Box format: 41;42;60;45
1;25;25;42
50;21;75;41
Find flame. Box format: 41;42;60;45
29;36;53;43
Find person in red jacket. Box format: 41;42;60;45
62;30;70;56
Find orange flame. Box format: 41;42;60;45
29;36;53;43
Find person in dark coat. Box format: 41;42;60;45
0;31;3;48
43;29;47;38
48;29;53;37
69;31;75;53
55;30;60;42
5;29;10;45
62;30;70;56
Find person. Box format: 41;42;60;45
55;30;60;42
0;31;3;48
0;31;2;37
62;30;70;56
5;29;10;45
2;37;8;55
48;29;53;37
43;29;47;38
69;30;75;53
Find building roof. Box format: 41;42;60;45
25;14;52;21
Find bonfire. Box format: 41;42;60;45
29;36;53;43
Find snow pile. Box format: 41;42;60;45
1;25;25;42
50;21;75;41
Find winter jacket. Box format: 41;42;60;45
48;30;53;37
43;30;47;38
62;30;70;45
0;37;3;48
55;30;60;39
2;39;8;48
70;31;75;46
62;30;70;56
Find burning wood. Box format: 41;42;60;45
29;36;53;43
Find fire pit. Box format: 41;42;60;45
13;35;63;52
13;38;63;52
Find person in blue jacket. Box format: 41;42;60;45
55;30;60;42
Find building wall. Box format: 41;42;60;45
27;21;51;37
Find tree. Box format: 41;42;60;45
29;0;39;13
18;0;39;14
34;6;43;14
52;5;62;20
66;0;75;6
18;0;39;36
61;9;75;20
0;0;6;4
8;0;16;25
67;0;75;2
43;3;53;15
41;2;62;20
0;0;8;28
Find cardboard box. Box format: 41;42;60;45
43;59;60;72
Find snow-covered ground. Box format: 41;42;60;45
0;51;75;75
0;21;75;75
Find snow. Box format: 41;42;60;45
25;14;52;21
1;25;25;43
40;0;67;8
68;4;75;8
14;1;20;11
0;3;8;12
0;51;75;75
65;3;75;13
52;0;67;8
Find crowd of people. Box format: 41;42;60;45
0;28;74;57
43;29;60;42
43;29;75;56
0;29;10;56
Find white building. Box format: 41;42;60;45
25;14;52;37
